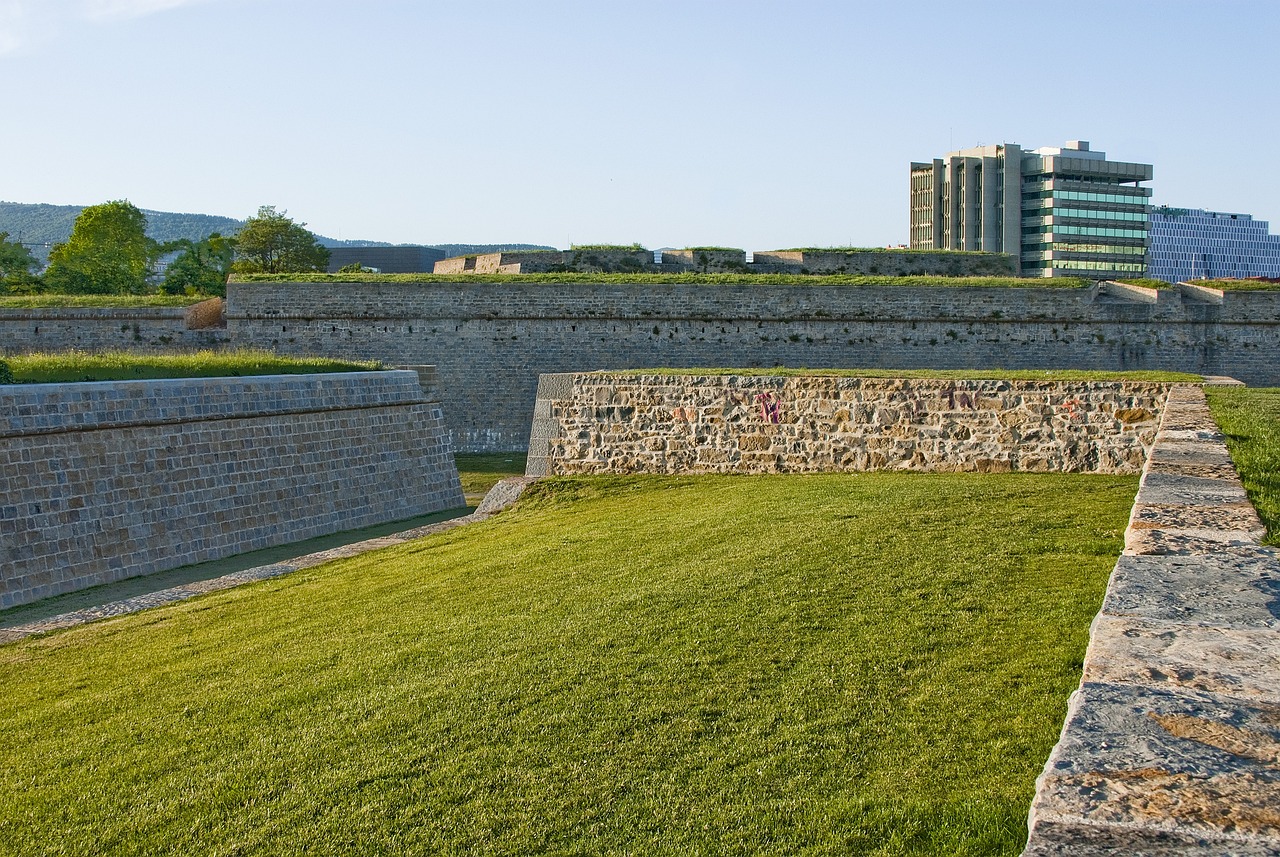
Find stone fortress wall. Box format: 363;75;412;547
225;280;1280;451
0;369;464;608
433;247;1017;276
525;373;1170;477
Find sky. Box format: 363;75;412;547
2;0;1277;250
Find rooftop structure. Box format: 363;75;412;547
911;140;1153;278
1148;207;1280;282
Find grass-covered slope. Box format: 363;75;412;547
5;349;380;382
1207;386;1280;544
0;473;1135;855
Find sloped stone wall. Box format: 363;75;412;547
526;373;1170;477
1023;384;1280;854
0;370;464;608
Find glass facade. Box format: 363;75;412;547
1148;207;1280;282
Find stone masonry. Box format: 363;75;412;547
0;370;464;608
224;280;1280;451
1023;384;1280;855
526;373;1169;477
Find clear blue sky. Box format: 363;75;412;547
2;0;1276;250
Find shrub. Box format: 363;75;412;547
0;359;11;384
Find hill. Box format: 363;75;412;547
0;201;554;264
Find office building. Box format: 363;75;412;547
910;140;1153;278
1147;207;1280;282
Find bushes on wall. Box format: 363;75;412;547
0;360;12;384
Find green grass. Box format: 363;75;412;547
1183;279;1280;291
455;452;528;503
605;367;1202;382
1206;387;1280;544
0;294;208;308
232;273;1090;288
6;349;381;383
0;473;1134;856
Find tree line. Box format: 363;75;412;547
0;201;331;297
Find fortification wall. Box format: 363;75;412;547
0;370;464;608
752;249;1016;275
525;373;1168;477
226;281;1280;451
0;306;228;354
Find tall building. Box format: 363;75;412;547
910;140;1153;278
1148;207;1280;282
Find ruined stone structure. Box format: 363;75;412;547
0;369;463;608
524;373;1169;477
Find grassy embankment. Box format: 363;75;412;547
0;294;208;308
0;472;1134;855
1206;386;1280;544
233;273;1091;288
2;349;380;383
605;368;1201;382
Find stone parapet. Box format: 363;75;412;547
0;370;464;609
526;373;1171;476
1023;384;1280;854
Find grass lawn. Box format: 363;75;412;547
0;294;208;308
455;452;528;503
4;349;380;383
0;473;1134;856
1206;386;1280;544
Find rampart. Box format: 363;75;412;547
0;369;464;608
0;300;228;355
225;281;1280;451
525;373;1168;477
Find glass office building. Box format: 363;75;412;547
1148;207;1280;282
910;140;1153;278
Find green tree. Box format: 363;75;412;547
43;200;158;294
161;232;237;295
232;206;330;274
0;232;40;293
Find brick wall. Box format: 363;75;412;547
226;281;1280;451
0;370;464;608
0;306;228;354
526;373;1170;477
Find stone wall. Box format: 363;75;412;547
0;370;464;608
1023;384;1280;854
751;249;1016;275
226;281;1280;451
0;305;228;355
525;373;1169;477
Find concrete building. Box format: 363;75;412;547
911;140;1153;278
1148;207;1280;282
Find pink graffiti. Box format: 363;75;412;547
756;392;782;424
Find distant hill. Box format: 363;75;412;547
0;202;555;265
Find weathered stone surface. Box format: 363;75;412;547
1025;384;1280;855
475;476;539;516
1101;552;1280;629
1084;615;1280;702
530;375;1171;476
1031;683;1280;839
1023;820;1280;856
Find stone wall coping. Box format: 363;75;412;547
1022;384;1280;854
0;369;431;439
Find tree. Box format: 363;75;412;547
43;200;158;294
231;206;330;274
0;232;40;293
161;232;236;295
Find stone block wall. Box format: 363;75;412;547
227;281;1280;452
1023;384;1280;854
526;373;1170;477
0;370;464;608
0;306;228;355
751;249;1016;276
